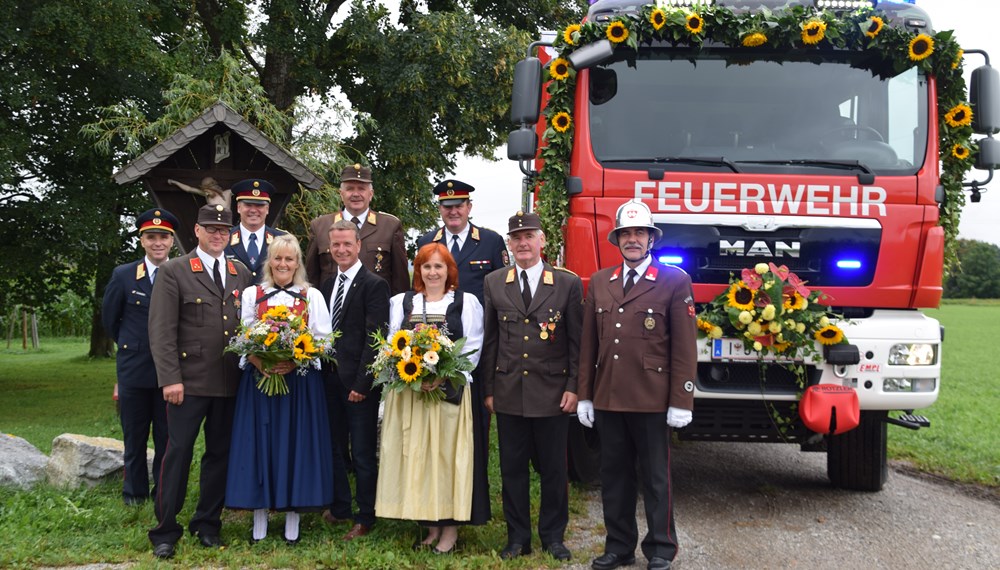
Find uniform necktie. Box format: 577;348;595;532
150;268;157;285
451;234;461;258
247;233;259;266
213;260;224;294
351;216;361;229
623;268;638;296
521;270;532;310
330;273;347;330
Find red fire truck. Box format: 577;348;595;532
508;0;999;491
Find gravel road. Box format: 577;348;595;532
564;440;1000;569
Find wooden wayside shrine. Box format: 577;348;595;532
113;101;323;252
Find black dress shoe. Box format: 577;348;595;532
543;542;572;561
592;551;637;570
152;542;175;559
196;533;224;548
500;542;532;559
284;537;300;546
647;557;672;570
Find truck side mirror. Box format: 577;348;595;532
970;64;1000;135
511;58;542;125
507;126;538;161
974;136;1000;170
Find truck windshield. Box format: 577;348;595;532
588;51;928;175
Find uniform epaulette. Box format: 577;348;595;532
553;266;578;277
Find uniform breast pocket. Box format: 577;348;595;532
636;305;668;338
182;295;214;327
469;260;493;271
127;290;150;308
498;313;520;342
593;304;612;336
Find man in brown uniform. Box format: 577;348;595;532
147;204;253;559
481;211;582;562
577;199;698;570
305;164;409;294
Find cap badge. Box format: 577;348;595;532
354;163;361;170
447;189;454;196
447;181;454;188
253;181;260;188
252;189;260;196
152;218;162;225
154;210;161;216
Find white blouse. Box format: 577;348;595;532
239;285;332;369
388;290;484;383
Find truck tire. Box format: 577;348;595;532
567;421;601;485
826;410;888;492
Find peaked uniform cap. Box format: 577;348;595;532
137;208;180;235
433;179;474;206
340;163;372;183
197;204;233;226
233;179;274;204
507;211;542;234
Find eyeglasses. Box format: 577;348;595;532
199;225;229;235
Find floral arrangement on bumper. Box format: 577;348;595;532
369;323;478;402
697;262;847;362
537;4;971;266
225;305;337;396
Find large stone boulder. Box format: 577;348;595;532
46;433;126;489
0;433;48;489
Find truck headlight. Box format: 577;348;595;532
888;343;938;365
883;378;936;392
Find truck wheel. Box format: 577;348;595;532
826;410;888;492
567;421;601;485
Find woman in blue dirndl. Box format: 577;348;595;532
226;234;334;543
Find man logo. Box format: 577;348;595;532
719;240;800;258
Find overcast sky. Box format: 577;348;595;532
453;0;1000;246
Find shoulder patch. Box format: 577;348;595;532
367;212;377;224
470;226;480;241
334;212;344;222
189;258;204;273
644;266;659;281
542;270;554;285
229;232;240;246
227;260;238;276
136;263;146;280
505;268;516;283
265;232;274;244
433;229;444;242
609;266;622;282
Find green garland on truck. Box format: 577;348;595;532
537;4;972;265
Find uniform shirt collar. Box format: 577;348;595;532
622;255;653;282
445;223;470;248
342;208;370;226
239;224;264;248
196;247;227;287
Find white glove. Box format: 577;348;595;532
666;407;692;429
577;400;595;428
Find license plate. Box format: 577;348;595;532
711;338;796;361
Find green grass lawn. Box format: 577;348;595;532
0;338;589;569
888;301;1000;486
1;303;997;567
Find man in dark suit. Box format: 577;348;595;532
576;199;698;570
102;207;179;506
306;164;408;294
147;204;253;559
320;219;390;541
480;211;583;562
224;178;286;284
416;179;508;303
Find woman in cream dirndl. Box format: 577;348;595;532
375;242;486;554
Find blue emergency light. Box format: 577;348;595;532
658;254;684;265
836;259;863;270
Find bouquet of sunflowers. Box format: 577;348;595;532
696;262;847;362
369;323;477;402
225;305;337;396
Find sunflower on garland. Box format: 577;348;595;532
696;262;848;362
